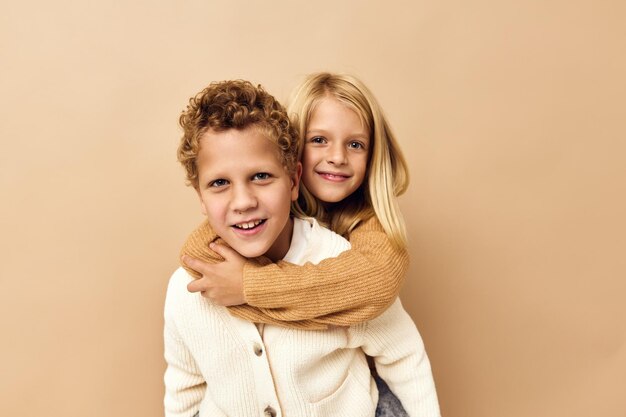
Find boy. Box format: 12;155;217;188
164;80;439;417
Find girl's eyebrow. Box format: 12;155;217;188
306;128;369;139
306;128;328;135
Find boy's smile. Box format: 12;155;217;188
195;127;301;262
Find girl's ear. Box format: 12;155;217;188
290;162;302;201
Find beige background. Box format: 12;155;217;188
1;0;624;416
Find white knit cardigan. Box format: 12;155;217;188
163;218;440;417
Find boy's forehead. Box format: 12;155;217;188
198;127;289;170
201;126;272;146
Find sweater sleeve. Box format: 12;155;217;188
358;299;441;417
179;216;409;329
235;216;409;326
179;219;224;279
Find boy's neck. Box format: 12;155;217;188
263;216;294;262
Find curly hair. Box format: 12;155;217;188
177;80;299;188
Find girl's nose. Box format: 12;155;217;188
326;143;347;165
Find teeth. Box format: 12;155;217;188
235;219;264;229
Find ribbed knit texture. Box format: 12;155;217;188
180;216;409;329
165;218;440;417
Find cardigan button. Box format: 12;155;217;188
264;405;277;417
253;343;263;356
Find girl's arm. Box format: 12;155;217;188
181;216;408;328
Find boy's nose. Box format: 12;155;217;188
231;185;257;213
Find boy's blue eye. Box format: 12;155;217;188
253;173;271;181
209;179;228;187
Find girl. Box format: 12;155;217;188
180;73;438;416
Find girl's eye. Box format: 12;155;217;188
253;172;271;181
348;141;365;149
209;179;229;188
309;136;326;144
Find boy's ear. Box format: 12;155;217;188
195;187;208;215
290;162;302;202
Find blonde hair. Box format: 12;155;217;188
177;80;299;189
288;72;410;249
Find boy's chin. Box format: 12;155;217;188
228;244;268;259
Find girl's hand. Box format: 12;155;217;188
183;243;247;306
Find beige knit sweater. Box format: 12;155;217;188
180;216;409;329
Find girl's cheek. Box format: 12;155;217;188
300;150;316;174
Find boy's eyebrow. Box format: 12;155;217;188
202;164;283;182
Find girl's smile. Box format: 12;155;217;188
316;170;352;182
302;96;369;203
